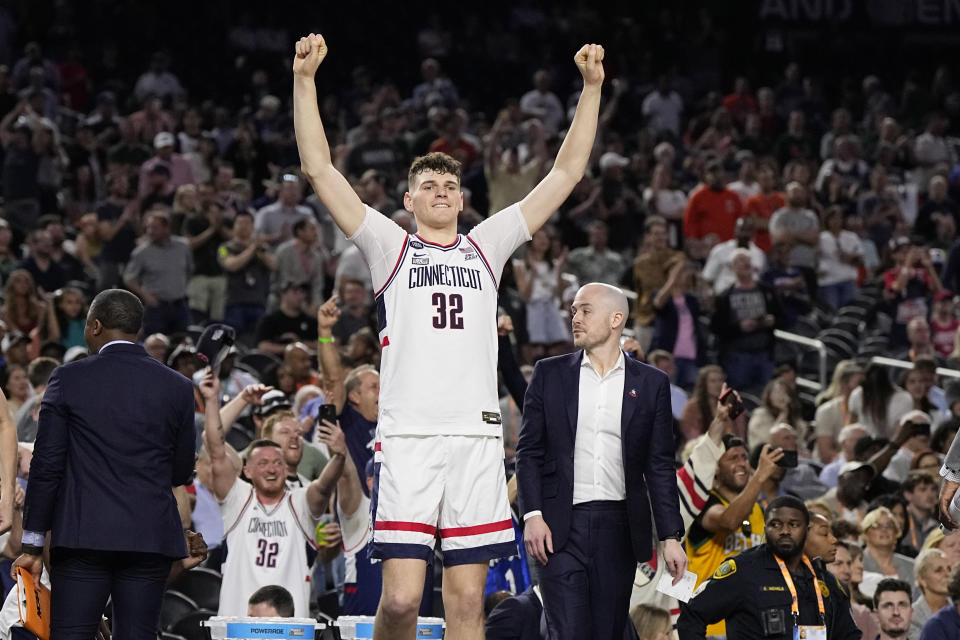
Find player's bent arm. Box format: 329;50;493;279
519;84;602;235
202;394;237;501
306;452;345;518
293;77;365;237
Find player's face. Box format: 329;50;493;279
404;170;463;231
246;446;287;496
716;446;750;492
875;591;912;635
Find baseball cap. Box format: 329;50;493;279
898;409;932;427
195;323;236;372
166;343;199;368
598;151;629;172
255;390;292;417
153;131;175;149
721;433;746;452
888;236;910;250
1;331;29;352
64;346;88;363
839;460;876;478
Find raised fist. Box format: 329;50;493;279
293;33;328;77
574;43;605;88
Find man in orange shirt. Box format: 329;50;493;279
741;163;784;253
683;160;742;253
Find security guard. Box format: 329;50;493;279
678;495;861;640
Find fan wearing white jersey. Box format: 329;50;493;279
293;33;605;640
199;369;346;616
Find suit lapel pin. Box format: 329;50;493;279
629;389;637;398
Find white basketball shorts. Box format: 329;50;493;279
370;434;517;566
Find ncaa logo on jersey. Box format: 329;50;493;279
410;240;424;249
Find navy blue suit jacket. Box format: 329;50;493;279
484;587;544;640
23;342;195;558
516;350;682;563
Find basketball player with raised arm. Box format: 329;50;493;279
293;33;604;640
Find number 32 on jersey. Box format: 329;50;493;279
431;292;464;329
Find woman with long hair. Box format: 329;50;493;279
52;286;89;350
2;269;58;341
678;365;746;442
901;368;942;420
814;360;864;462
4;364;31;420
847;363;914;437
748;378;808;446
513;227;571;363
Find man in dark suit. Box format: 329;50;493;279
517;282;687;640
12;289;196;639
484;585;545;640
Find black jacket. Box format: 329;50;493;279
677;545;861;640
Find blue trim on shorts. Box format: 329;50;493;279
371;541;434;562
443;541;518;567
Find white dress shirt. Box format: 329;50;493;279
573;351;626;504
523;351;628;521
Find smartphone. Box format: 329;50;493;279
776;450;798;468
719;387;744;420
317;403;337;426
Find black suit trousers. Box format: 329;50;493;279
539;501;635;640
50;548;171;640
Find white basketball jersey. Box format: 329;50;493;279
350;204;531;437
217;478;319;616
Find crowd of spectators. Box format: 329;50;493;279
3;2;960;637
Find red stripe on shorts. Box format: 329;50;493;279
439;519;513;538
376;521;438;535
375;442;382;451
381;335;390;347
